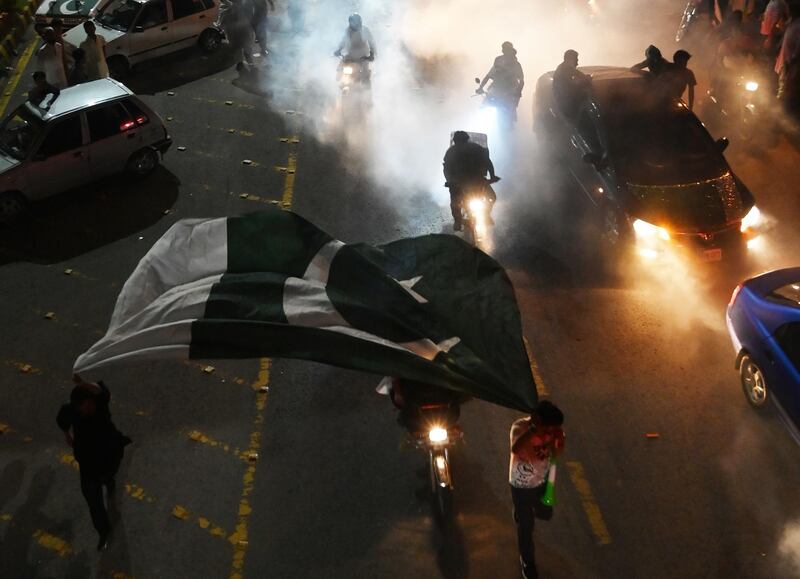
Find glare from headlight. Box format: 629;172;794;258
468;198;485;213
429;427;448;443
633;219;670;241
745;81;759;92
343;66;354;75
740;205;761;232
746;236;763;251
435;456;447;470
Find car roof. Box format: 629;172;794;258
30;79;133;122
539;65;657;110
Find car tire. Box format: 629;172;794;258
108;56;130;80
199;29;223;53
740;354;769;408
126;148;159;179
0;191;27;226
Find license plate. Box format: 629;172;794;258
702;248;722;262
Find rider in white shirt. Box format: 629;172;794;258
334;13;376;62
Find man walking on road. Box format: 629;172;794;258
57;374;131;550
252;0;275;57
509;401;565;579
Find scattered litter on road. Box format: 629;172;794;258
167;91;175;96
645;433;660;439
228;129;236;133
242;159;252;165
270;200;279;205
225;100;233;106
63;268;73;275
163;209;171;215
239;193;249;199
44;312;56;320
247;451;259;462
202;365;215;374
166;116;173;121
259;385;269;393
177;146;187;152
19;364;32;373
138;236;144;240
0;423;9;434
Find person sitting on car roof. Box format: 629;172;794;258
28;70;60;109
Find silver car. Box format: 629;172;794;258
0;78;171;224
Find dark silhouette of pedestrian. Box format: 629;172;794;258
252;0;275;57
57;374;131;551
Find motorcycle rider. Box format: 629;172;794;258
389;378;468;435
476;41;525;120
552;49;591;118
334;13;376;63
443;131;499;232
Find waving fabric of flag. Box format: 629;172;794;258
74;209;537;411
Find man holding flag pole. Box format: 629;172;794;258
509;401;565;579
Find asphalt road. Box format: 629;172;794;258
3;4;800;579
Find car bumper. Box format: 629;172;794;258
153;137;172;155
725;307;742;356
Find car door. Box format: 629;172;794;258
85;100;143;179
129;0;172;62
766;322;800;424
568;106;609;207
26;113;89;200
169;0;213;47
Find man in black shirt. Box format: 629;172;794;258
552;49;591;118
443;131;499;231
57;374;131;550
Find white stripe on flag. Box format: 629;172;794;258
304;240;345;283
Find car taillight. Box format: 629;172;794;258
120;119;136;131
729;284;743;307
135;115;148;125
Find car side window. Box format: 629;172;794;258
200;0;215;9
37;115;83;158
172;0;205;18
136;0;168;29
87;103;132;142
121;98;150;126
776;322;800;373
577;110;602;153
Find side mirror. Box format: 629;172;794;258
716;137;729;152
133;25;144;33
474;77;480;84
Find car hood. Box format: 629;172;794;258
64;19;125;46
627;172;751;232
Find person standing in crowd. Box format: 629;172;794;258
80;21;109;80
776;1;800;111
252;0;275;57
27;71;60;108
50;18;77;68
552;49;591;118
509;401;565;579
36;27;68;89
665;50;697;109
68;48;89;86
761;0;788;53
57;374;132;551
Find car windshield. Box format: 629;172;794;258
0;106;44;161
96;0;142;31
771;283;800;308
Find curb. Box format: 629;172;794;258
0;0;36;62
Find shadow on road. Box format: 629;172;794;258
0;167;179;265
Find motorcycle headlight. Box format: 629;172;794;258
745;81;759;92
740;205;762;232
633;219;670;241
429;427;448;443
343;65;354;75
468;198;485;213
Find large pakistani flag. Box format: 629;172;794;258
75;210;537;411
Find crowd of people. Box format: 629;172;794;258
29;18;109;109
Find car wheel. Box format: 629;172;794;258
0;191;27;226
199;29;222;53
126;148;159;179
740;354;768;408
108;56;130;80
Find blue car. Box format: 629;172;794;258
727;268;800;431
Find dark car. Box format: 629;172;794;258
534;66;764;262
727;268;800;440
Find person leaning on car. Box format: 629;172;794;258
552;49;591;119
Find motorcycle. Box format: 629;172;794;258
474;78;518;129
706;57;773;141
410;403;463;519
337;56;372;122
458;178;498;246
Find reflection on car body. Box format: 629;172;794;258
533;66;764;262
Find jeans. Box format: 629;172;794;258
511;484;551;568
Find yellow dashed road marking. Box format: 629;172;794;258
125;483;156;503
33;529;73;557
566;461;612;545
172;504;229;542
523;337;550;397
187;429;249;462
58;452;79;470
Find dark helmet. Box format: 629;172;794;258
348;13;362;30
453;131;470;143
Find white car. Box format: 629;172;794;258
63;0;223;79
0;78;171;224
35;0;111;28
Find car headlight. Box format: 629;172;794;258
633;219;670;241
343;65;354;75
745;81;759;92
429;427;448;443
740;205;761;232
